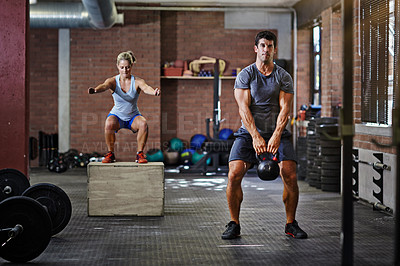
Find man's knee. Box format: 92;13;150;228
228;160;248;184
280;161;298;187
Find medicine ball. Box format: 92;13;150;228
190;134;207;150
169;138;183;152
163;150;180;165
146;149;164;162
180;149;195;165
219;128;234;140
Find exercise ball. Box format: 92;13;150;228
169;138;183;151
219;128;234;140
146;149;164;162
191;150;212;165
163;150;180;165
180;149;195;165
191;150;205;164
190;134;207;150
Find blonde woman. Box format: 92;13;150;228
88;51;160;163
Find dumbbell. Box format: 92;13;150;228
256;153;280;181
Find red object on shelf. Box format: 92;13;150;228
163;67;183;76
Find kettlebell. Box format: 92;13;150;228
256;153;280;181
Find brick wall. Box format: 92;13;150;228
29;29;59;167
161;11;277;146
321;7;342;118
70;10;161;161
296;28;311;110
29;10;290;164
351;0;395;154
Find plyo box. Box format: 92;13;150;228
87;162;164;216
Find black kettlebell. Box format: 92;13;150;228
256;153;280;181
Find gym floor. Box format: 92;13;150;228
1;167;394;266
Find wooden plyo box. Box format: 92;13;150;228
87;162;164;216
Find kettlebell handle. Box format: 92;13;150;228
257;153;278;162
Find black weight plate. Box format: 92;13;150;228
0;196;52;263
322;161;341;170
320;140;341;148
22;183;72;236
321;183;340;192
0;169;30;201
321;176;341;185
321;147;341;156
321;155;341;162
321;169;341;177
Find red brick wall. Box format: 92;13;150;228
29;10;290;164
351;0;395;154
296;28;311;110
70;10;161;161
29;29;59;167
161;11;277;146
321;7;342;118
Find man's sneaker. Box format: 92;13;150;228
136;151;148;163
285;220;308;239
102;151;115;163
222;221;241;239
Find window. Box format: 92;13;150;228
361;0;394;125
312;25;321;105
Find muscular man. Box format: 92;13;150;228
222;31;307;239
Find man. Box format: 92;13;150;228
222;31;307;239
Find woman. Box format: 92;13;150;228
88;51;160;163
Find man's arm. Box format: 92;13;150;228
234;88;267;155
88;77;115;94
267;90;293;155
136;78;160;96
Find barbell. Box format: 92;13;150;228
0;168;72;263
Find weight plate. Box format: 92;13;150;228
321;147;341;156
0;169;30;201
321;169;341;177
22;183;72;236
321;176;340;184
0;196;52;263
321;155;341;162
321;162;341;170
321;183;340;192
320;140;341;148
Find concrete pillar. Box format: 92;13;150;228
0;0;29;176
58;29;70;153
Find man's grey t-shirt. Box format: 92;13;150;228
234;62;294;135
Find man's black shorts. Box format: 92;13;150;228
228;128;297;165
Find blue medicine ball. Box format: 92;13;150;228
190;134;207;150
219;128;233;140
180;149;195;165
